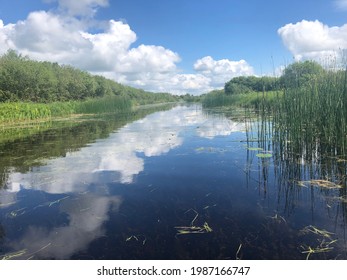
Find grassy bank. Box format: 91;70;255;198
202;90;282;109
0;95;132;124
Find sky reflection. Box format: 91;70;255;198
1;105;245;259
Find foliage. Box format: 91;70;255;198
203;60;335;110
225;82;252;95
0;50;178;105
224;76;279;95
0;96;132;124
279;60;324;89
202;90;281;109
273;67;347;158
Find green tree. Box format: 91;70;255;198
280;60;324;89
225;82;251;95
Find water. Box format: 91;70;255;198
1;104;346;260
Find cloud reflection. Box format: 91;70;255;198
10;195;122;259
6;106;244;192
2;105;245;259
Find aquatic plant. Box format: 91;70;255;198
0;96;132;124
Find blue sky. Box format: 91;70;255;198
0;0;346;94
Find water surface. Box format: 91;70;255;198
1;105;346;259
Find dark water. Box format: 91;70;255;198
1;104;347;260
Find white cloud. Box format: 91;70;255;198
117;44;180;75
13;11;89;56
278;20;347;62
115;72;213;95
0;4;255;95
194;56;254;88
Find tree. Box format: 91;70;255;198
224;75;280;95
280;60;324;89
225;82;251;95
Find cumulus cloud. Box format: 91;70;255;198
0;2;254;94
278;20;347;62
194;56;254;87
114;72;213;95
0;12;179;73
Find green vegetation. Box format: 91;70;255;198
0;50;179;123
273;64;347;162
224;75;279;95
203;59;347;186
0;96;132;124
202;89;281;109
280;60;324;89
202;60;327;110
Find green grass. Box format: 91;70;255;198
202;90;282;109
0;103;51;123
0;95;132;124
74;96;132;114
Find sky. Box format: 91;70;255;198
0;0;346;95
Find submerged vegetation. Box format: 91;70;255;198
201;59;347;259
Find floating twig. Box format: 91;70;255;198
236;243;242;260
297;180;342;189
300;225;334;239
1;249;27;260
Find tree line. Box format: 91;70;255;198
0;50;178;104
223;60;326;95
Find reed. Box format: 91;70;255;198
202;90;281;109
74;95;132;114
272;68;347;162
0;102;51;123
0;96;132;124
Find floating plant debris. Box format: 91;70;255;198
256;153;272;158
297;180;342;189
300;225;335;239
125;235;147;245
175;209;212;235
1;249;27;260
175;222;213;235
300;225;337;259
247;147;263;151
301;240;337;260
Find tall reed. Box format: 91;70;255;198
273;68;347;161
0;96;132;124
202;91;281;109
0;103;51;123
74;96;132;114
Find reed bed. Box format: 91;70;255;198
74;96;132;114
272;68;347;163
0;95;132;124
202;90;281;109
0;103;51;123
